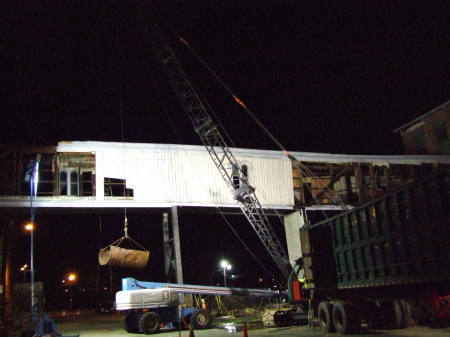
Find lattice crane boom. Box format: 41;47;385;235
143;19;293;280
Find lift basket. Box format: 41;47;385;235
99;246;150;268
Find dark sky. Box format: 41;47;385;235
2;1;450;154
2;1;450;308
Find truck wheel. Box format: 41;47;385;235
273;310;293;326
381;300;402;329
318;301;336;332
191;309;212;330
399;300;412;328
139;312;161;334
123;312;140;333
333;301;356;335
364;302;382;329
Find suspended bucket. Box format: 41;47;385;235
99;218;150;268
99;245;150;268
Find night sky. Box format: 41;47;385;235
2;1;450;308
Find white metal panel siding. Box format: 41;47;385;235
237;156;294;206
284;211;304;267
94;145;294;207
97;150;231;204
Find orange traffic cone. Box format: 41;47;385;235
243;322;248;337
189;324;195;337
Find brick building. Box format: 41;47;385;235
394;100;450;155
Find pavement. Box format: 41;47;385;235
7;310;450;337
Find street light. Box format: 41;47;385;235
20;264;28;283
220;260;232;287
67;273;76;310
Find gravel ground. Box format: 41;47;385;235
7;310;450;337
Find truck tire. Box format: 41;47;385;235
318;301;336;332
273;310;293;326
123;312;139;333
399;299;412;328
191;309;212;330
333;301;358;335
364;302;383;329
381;300;402;330
139;312;161;334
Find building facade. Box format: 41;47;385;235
394;100;450;155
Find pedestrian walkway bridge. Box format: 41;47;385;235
1;141;449;214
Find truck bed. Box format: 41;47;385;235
307;168;450;294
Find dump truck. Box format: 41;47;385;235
294;168;450;334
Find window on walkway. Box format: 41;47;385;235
59;169;79;196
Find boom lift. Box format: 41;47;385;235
116;277;277;334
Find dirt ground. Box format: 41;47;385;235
6;309;450;337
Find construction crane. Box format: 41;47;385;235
142;16;293;281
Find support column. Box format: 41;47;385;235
162;212;174;283
383;166;390;192
354;163;364;203
171;206;183;284
162;207;184;284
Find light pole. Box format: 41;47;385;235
24;223;35;322
68;273;76;310
24;154;40;323
220;260;232;287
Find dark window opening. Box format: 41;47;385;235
104;178;133;197
59;171;67;195
81;172;93;196
70;171;78;196
20;154;54;196
413;131;427;154
241;165;248;179
232;165;240;188
434;121;450;154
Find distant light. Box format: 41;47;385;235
68;274;76;281
220;260;232;270
25;224;33;231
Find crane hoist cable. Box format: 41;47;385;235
98;80;150;269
